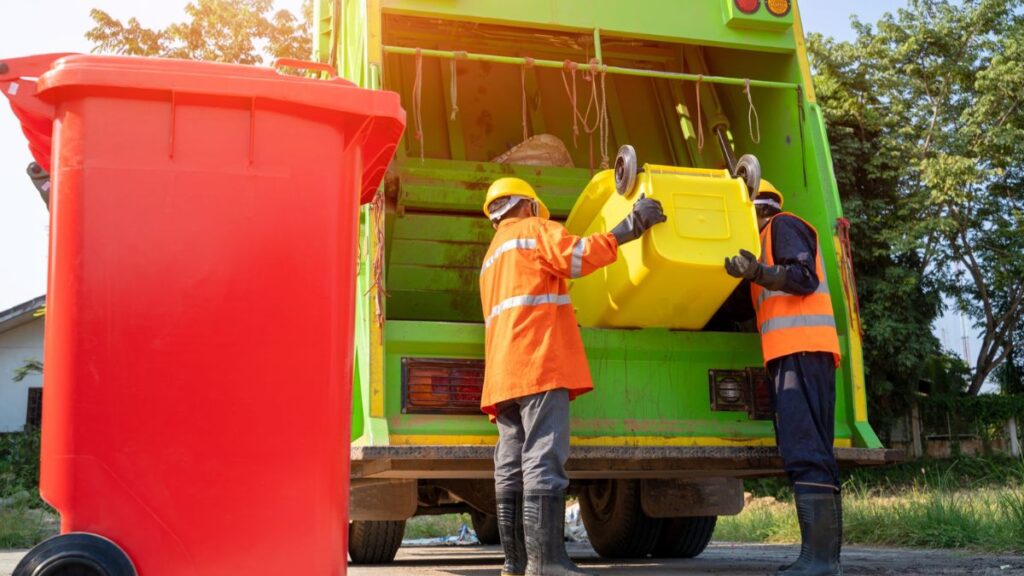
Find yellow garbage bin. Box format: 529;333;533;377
566;163;761;329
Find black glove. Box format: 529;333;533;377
611;196;667;245
724;249;787;290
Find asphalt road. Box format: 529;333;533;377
3;542;1024;575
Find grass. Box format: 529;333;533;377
0;492;58;549
403;514;471;540
718;457;1024;553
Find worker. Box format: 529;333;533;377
724;180;843;576
480;177;665;576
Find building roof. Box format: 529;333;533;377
0;295;45;334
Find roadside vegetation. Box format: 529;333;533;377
0;429;58;548
719;457;1024;553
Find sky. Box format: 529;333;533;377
0;0;981;371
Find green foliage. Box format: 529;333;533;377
0;429;42;500
810;0;1024;398
807;33;941;427
921;394;1024;427
86;0;314;64
12;359;42;383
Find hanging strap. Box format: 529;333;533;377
413;48;424;161
695;75;705;152
744;78;761;144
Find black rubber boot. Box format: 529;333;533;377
776;492;842;576
523;492;596;576
497;491;527;576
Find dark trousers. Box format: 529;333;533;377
768;352;840;494
493;389;571;494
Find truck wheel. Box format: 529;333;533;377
652;516;717;558
13;533;136;576
579;480;662;558
469;510;501;545
348;520;405;565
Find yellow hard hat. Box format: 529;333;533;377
755;179;784;209
483;177;550;220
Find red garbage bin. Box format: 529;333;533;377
1;54;404;576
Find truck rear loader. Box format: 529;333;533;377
314;0;901;564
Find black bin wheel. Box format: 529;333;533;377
651;515;717;558
349;520;405;565
733;154;761;199
579;479;662;558
469;509;501;545
13;533;136;576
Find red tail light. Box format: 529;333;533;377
402;358;485;414
748;368;774;420
735;0;761;14
765;0;791;16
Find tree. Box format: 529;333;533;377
817;0;1024;395
86;0;313;64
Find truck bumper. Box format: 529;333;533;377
351;445;904;480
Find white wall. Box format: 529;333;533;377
0;319;44;432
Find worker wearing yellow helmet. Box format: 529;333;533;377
726;179;843;576
479;177;665;576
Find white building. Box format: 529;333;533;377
0;295;45;432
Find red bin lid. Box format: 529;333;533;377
3;54;406;204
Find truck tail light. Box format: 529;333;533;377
765;0;791;16
709;368;774;420
735;0;761;14
402;358;485;415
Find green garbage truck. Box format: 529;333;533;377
312;0;900;564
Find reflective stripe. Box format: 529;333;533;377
757;277;830;308
760;314;836;334
570;237;588;279
485;293;572;325
480;238;537;275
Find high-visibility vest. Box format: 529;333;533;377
478;216;619;420
750;214;841;367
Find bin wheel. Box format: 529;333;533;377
349;520;405;565
13;533;136;576
651;516;717;558
579;480;662;558
614;145;639;196
469;509;501;545
733;154;761;199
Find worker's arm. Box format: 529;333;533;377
534;220;619;279
770;215;820;296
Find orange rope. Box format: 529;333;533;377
560;60;580;148
521;59;531;142
413;49;424;161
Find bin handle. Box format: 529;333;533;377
273;58;338;78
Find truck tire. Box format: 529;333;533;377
469;510;501;545
652;516;717;558
348;520;405;565
579;480;662;558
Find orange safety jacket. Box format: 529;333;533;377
750;213;841;367
479;216;619;420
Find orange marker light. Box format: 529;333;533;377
766;0;791;16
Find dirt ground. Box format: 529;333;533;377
5;541;1022;575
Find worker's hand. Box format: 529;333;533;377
724;249;760;280
633;197;667;229
610;196;667;245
